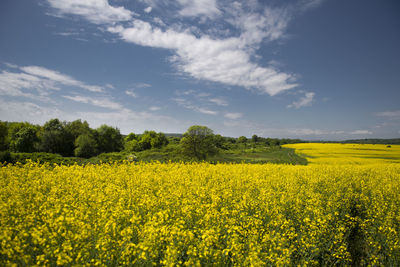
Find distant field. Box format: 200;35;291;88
284;143;400;164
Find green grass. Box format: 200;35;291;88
3;145;308;165
209;146;308;165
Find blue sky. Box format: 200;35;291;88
0;0;399;140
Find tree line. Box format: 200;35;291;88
0;119;303;161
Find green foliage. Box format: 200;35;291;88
124;139;141;152
124;133;138;143
96;125;123;153
88;152;129;163
180;125;218;160
0;121;8;151
10;152;82;165
74;134;97;158
9;123;39;153
40;119;74;156
251;134;259;143
238;136;247;143
0;150;13;163
125;131;169;152
64;119;91;140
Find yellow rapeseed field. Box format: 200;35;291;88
284;143;400;165
1;157;399;265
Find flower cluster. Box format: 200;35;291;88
1;159;399;265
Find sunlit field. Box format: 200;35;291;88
284;143;400;164
1;161;400;265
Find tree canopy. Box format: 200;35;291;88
180;125;217;160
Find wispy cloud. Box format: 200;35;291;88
63;95;123;110
149;106;161;111
0;64;105;102
177;0;220;18
21;66;103;92
173;97;218;115
46;0;133;24
209;97;228;106
375;110;400;118
224;112;242;119
47;0;301;96
287;92;315;109
125;90;137;98
350;130;373;135
144;6;152;13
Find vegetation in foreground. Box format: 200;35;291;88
1;161;399;266
0;119;305;165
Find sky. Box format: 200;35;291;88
0;0;399;140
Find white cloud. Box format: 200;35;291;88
149;106;161;111
135;83;152;88
144;6;152;13
125;90;137;98
288;128;324;136
0;99;62;124
227;5;290;45
109;20;297;95
173;97;218;115
209;97;228;106
350;130;373;135
63;95;123;110
46;0;299;96
375;110;400;118
177;0;220;18
287;92;315;109
46;0;133;24
224;112;242;119
21;66;103;92
0;64;106;102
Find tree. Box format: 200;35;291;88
251;134;259;143
74;134;97;158
125;133;138;143
150;132;168;149
9;124;39;152
214;134;227;149
135;131;169;151
0;121;8;151
180;125;217;160
65;120;91;140
40;119;73;156
125;139;141;152
238;136;247;143
96;125;123;153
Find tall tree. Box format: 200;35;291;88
96;125;123;153
9;124;39;152
180;125;217;160
0;121;8;151
74;134;97;158
40;119;74;156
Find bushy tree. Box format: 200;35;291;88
125;139;141;152
125;133;138;143
214;134;228;149
150;132;168;149
0;121;8;151
65;120;91;140
40;119;74;156
74;134;97;158
252;134;259;143
238;136;247;143
180;125;217;160
9;124;39;152
96;125;123;153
